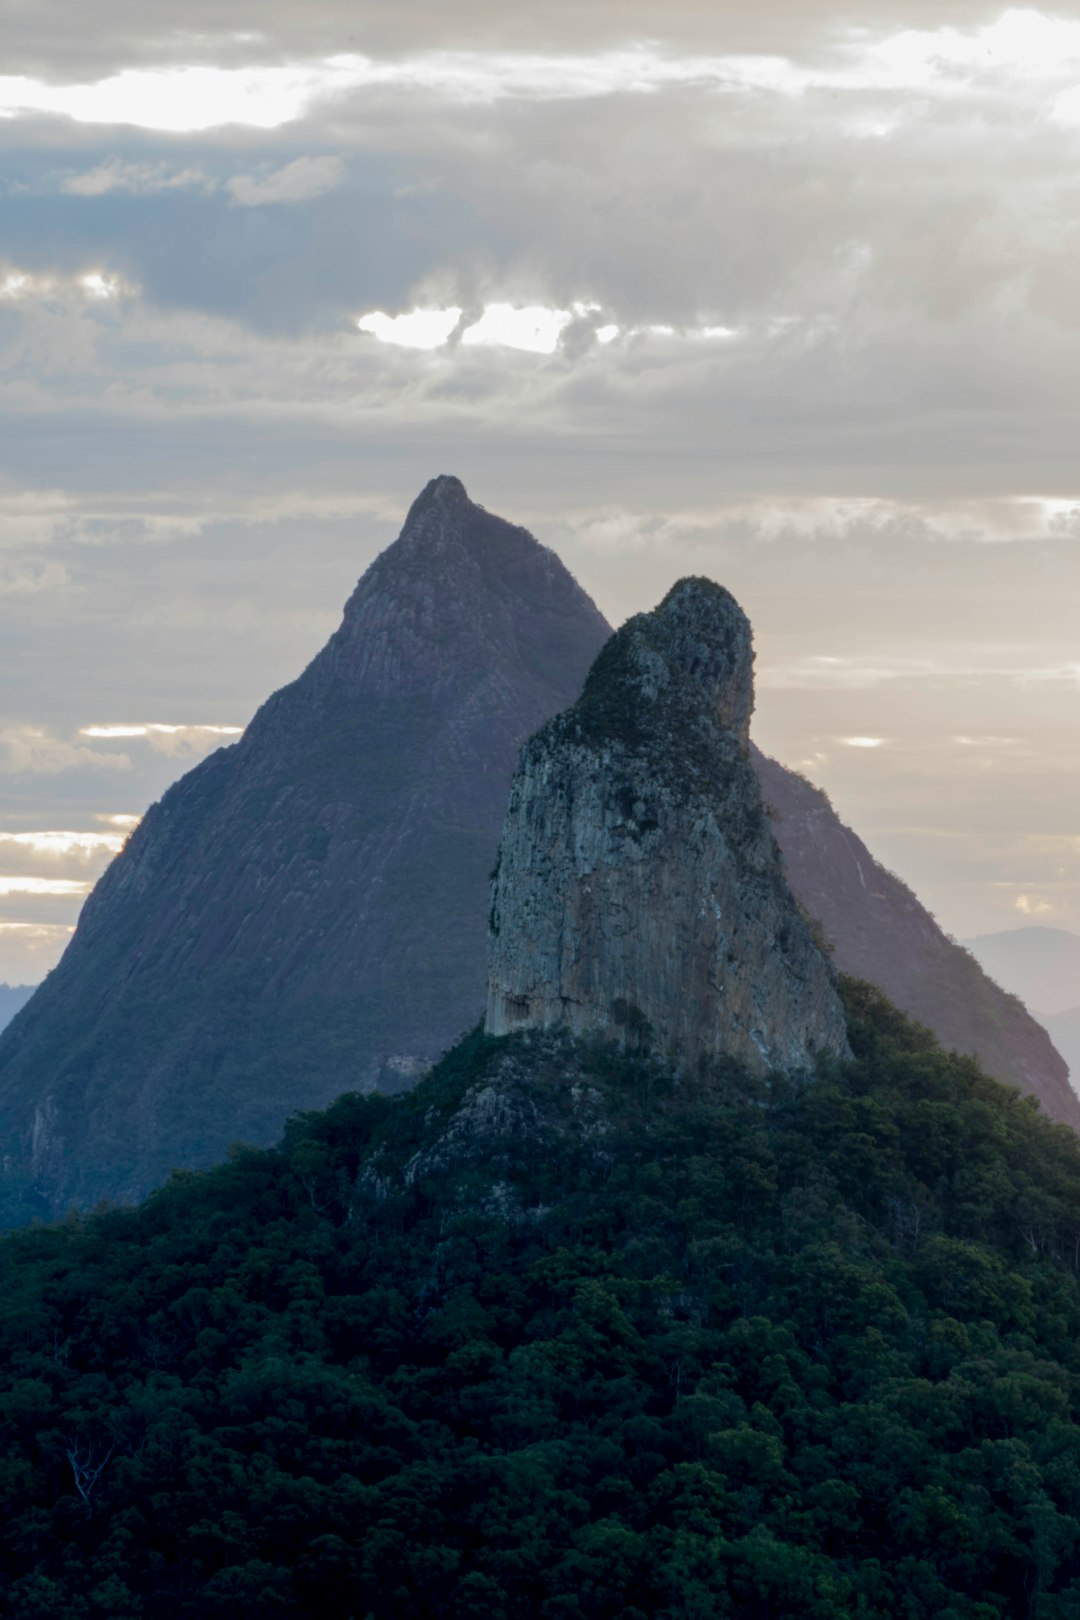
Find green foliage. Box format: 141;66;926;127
2;984;1080;1615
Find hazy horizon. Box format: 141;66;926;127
2;1;1080;982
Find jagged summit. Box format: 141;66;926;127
486;576;850;1075
0;479;610;1217
406;472;471;517
576;578;755;752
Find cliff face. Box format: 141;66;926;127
0;477;610;1216
754;751;1080;1129
486;579;850;1075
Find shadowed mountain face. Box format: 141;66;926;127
0;477;611;1216
754;751;1080;1130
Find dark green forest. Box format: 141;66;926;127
4;981;1080;1618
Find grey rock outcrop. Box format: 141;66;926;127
486;578;850;1075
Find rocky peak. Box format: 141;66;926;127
646;577;754;742
298;474;606;712
0;479;611;1217
486;577;850;1076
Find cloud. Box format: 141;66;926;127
0;727;132;776
357;306;463;349
461;303;575;354
1016;894;1055;917
0;2;1079;951
0;265;137;303
0;831;125;893
0;560;70;595
79;723;243;758
60;159;214;196
0;876;90;897
227;155;345;206
11;17;1080;134
0;830;124;858
0;64;320;132
0;921;73;983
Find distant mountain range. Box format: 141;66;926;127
757;766;1079;1122
0;986;34;1036
963;925;1080;1090
1044;1009;1080;1091
0;477;1074;1221
962;926;1080;1016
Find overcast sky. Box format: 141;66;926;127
1;0;1079;983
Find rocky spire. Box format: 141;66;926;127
485;578;851;1075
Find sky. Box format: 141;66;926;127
1;0;1079;983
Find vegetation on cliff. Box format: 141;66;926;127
3;983;1080;1616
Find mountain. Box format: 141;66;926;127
0;476;610;1217
488;578;849;1073
961;926;1080;1017
1;478;1074;1224
755;756;1080;1130
4;981;1080;1616
0;984;34;1034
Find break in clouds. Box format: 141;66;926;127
0;0;1079;979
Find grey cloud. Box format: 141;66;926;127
0;0;1064;76
60;159;215;196
227;154;345;206
1;1;1080;977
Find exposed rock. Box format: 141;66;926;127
486;579;851;1075
0;477;610;1216
754;750;1080;1129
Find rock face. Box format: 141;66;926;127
0;476;610;1217
754;751;1080;1129
486;579;850;1075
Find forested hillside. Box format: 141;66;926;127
3;983;1080;1617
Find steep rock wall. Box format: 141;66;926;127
487;579;850;1075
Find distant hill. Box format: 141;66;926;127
756;755;1080;1128
1045;1007;1080;1086
0;985;34;1035
962;926;1080;1016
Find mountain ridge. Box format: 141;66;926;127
0;477;1075;1223
755;752;1080;1129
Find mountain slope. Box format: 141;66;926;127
3;983;1080;1616
755;751;1080;1129
0;477;610;1216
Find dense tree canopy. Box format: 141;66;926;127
3;981;1080;1617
